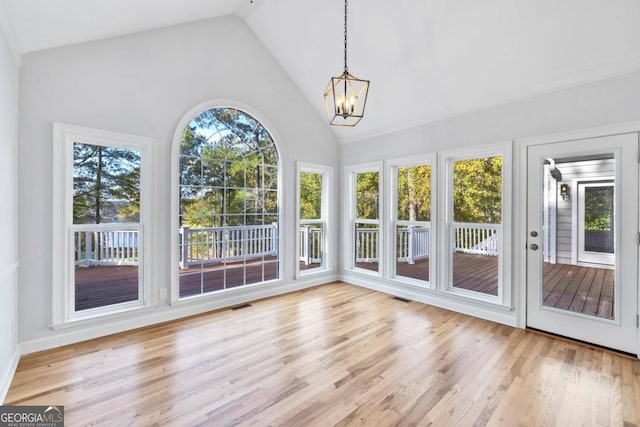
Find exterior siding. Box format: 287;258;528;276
552;158;615;264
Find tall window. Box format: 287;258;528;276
53;124;152;325
297;163;331;276
177;108;280;298
443;143;511;303
348;164;382;273
390;155;435;286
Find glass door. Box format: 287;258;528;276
526;133;638;353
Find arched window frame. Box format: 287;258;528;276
170;100;284;303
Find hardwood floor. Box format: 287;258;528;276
7;282;639;426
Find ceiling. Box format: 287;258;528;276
2;0;640;143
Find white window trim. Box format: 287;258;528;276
344;161;384;276
52;123;154;327
438;141;513;307
385;153;437;288
169;100;285;304
295;162;333;278
571;176;615;267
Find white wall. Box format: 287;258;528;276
18;16;338;350
0;25;20;401
339;70;640;326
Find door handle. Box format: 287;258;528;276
530;243;539;250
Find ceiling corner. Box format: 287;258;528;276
0;5;21;66
233;0;261;21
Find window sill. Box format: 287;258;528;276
51;302;154;330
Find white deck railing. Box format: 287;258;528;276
396;226;430;264
179;223;278;269
354;222;500;263
74;225;140;267
453;222;500;256
356;227;379;262
73;222;497;269
299;221;323;265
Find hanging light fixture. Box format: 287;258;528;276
324;0;370;127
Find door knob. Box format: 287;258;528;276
530;243;539;250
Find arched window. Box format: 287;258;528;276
177;107;280;298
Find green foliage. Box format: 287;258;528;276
356;171;379;219
397;165;431;221
453;157;502;224
584;186;613;231
179;108;279;228
300;172;322;220
73;143;141;224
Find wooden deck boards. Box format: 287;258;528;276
358;252;499;295
542;262;615;319
75;266;139;311
75;254;614;319
357;253;614;318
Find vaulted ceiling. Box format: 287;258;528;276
2;0;640;143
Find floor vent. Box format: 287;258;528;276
392;296;411;303
231;303;253;311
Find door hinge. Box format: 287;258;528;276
637;314;639;328
637;232;640;246
637;150;640;163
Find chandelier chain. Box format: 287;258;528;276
344;0;348;72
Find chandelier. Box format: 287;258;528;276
324;0;370;127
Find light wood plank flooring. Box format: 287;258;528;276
6;282;640;426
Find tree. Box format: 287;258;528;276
73;143;141;224
397;165;431;221
453;156;502;224
178;108;279;228
584;186;613;231
356;171;379;220
300;172;322;219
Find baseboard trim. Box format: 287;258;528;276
339;273;518;327
20;274;338;355
0;347;20;404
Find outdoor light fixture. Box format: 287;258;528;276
560;183;570;200
324;0;370;127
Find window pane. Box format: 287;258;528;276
178;108;280;297
397;165;431;222
74;229;139;311
355;222;379;272
453;157;502;224
300;172;322;220
542;156;615;320
72;142;142;311
451;156;502;296
73;143;141;225
356;171;379;219
299;170;325;273
395;225;430;282
584;186;614;253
